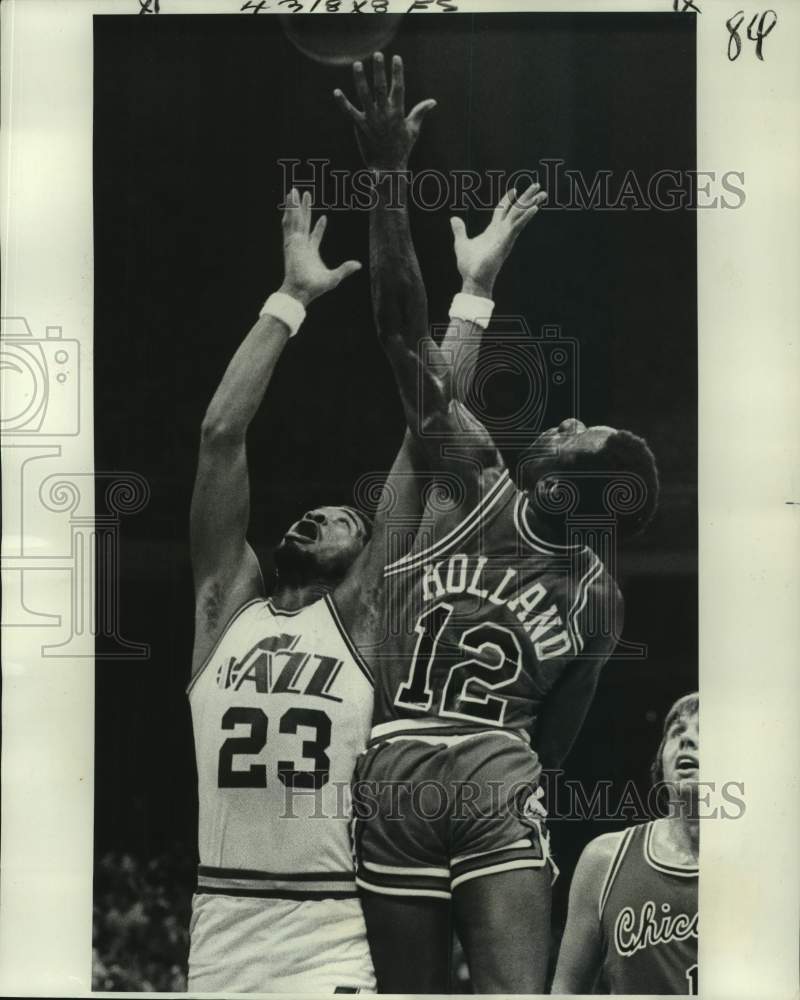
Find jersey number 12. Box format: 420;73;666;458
394;602;522;725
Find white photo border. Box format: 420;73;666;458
1;0;798;996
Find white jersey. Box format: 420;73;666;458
188;593;373;893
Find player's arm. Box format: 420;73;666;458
551;832;621;994
440;183;547;402
335;55;440;453
190;189;361;674
534;653;608;773
535;583;624;771
334;428;428;641
334;54;504;526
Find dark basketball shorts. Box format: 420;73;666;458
351;723;558;900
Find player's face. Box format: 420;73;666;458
275;505;366;580
660;708;699;792
520;418;617;489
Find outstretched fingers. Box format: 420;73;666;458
509;184;547;229
510;199;547;232
300;190;312;234
450;216;468;245
511;182;546;211
331;259;362;285
311;214;328;249
389;54;405;112
372;52;388;110
352;60;372;114
282;186;302;232
517;181;541;205
333;88;366;129
493;187;518;221
406;98;437;134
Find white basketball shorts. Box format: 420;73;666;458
187;892;375;993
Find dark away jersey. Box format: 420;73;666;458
599;821;698;994
374;469;623;741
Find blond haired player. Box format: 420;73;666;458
553;693;699;994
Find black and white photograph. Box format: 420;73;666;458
93;9;697;993
0;1;798;998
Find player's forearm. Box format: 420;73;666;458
439;316;483;405
439;274;497;403
369;171;452;439
552;861;605;993
551;953;598;994
201;305;293;442
369;171;429;352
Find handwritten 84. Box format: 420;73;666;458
726;9;777;61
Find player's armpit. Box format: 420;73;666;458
190;542;263;678
412;396;508;545
551;832;622;994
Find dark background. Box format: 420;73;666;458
93;11;696;989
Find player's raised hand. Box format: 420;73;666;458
450;183;548;297
333;53;437;171
279;188;361;306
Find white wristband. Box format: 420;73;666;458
449;292;495;330
259;291;307;338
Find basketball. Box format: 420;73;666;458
280;14;404;66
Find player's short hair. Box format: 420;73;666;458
341;506;374;543
571;429;660;538
650;692;699;786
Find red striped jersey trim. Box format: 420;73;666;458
324;593;374;687
367;718;529;749
196;886;358;901
598;827;637;921
355;874;451;901
513;492;585;555
198;866;355;881
383;469;513;578
451;856;548;890
196;866;357;898
567;553;606;654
